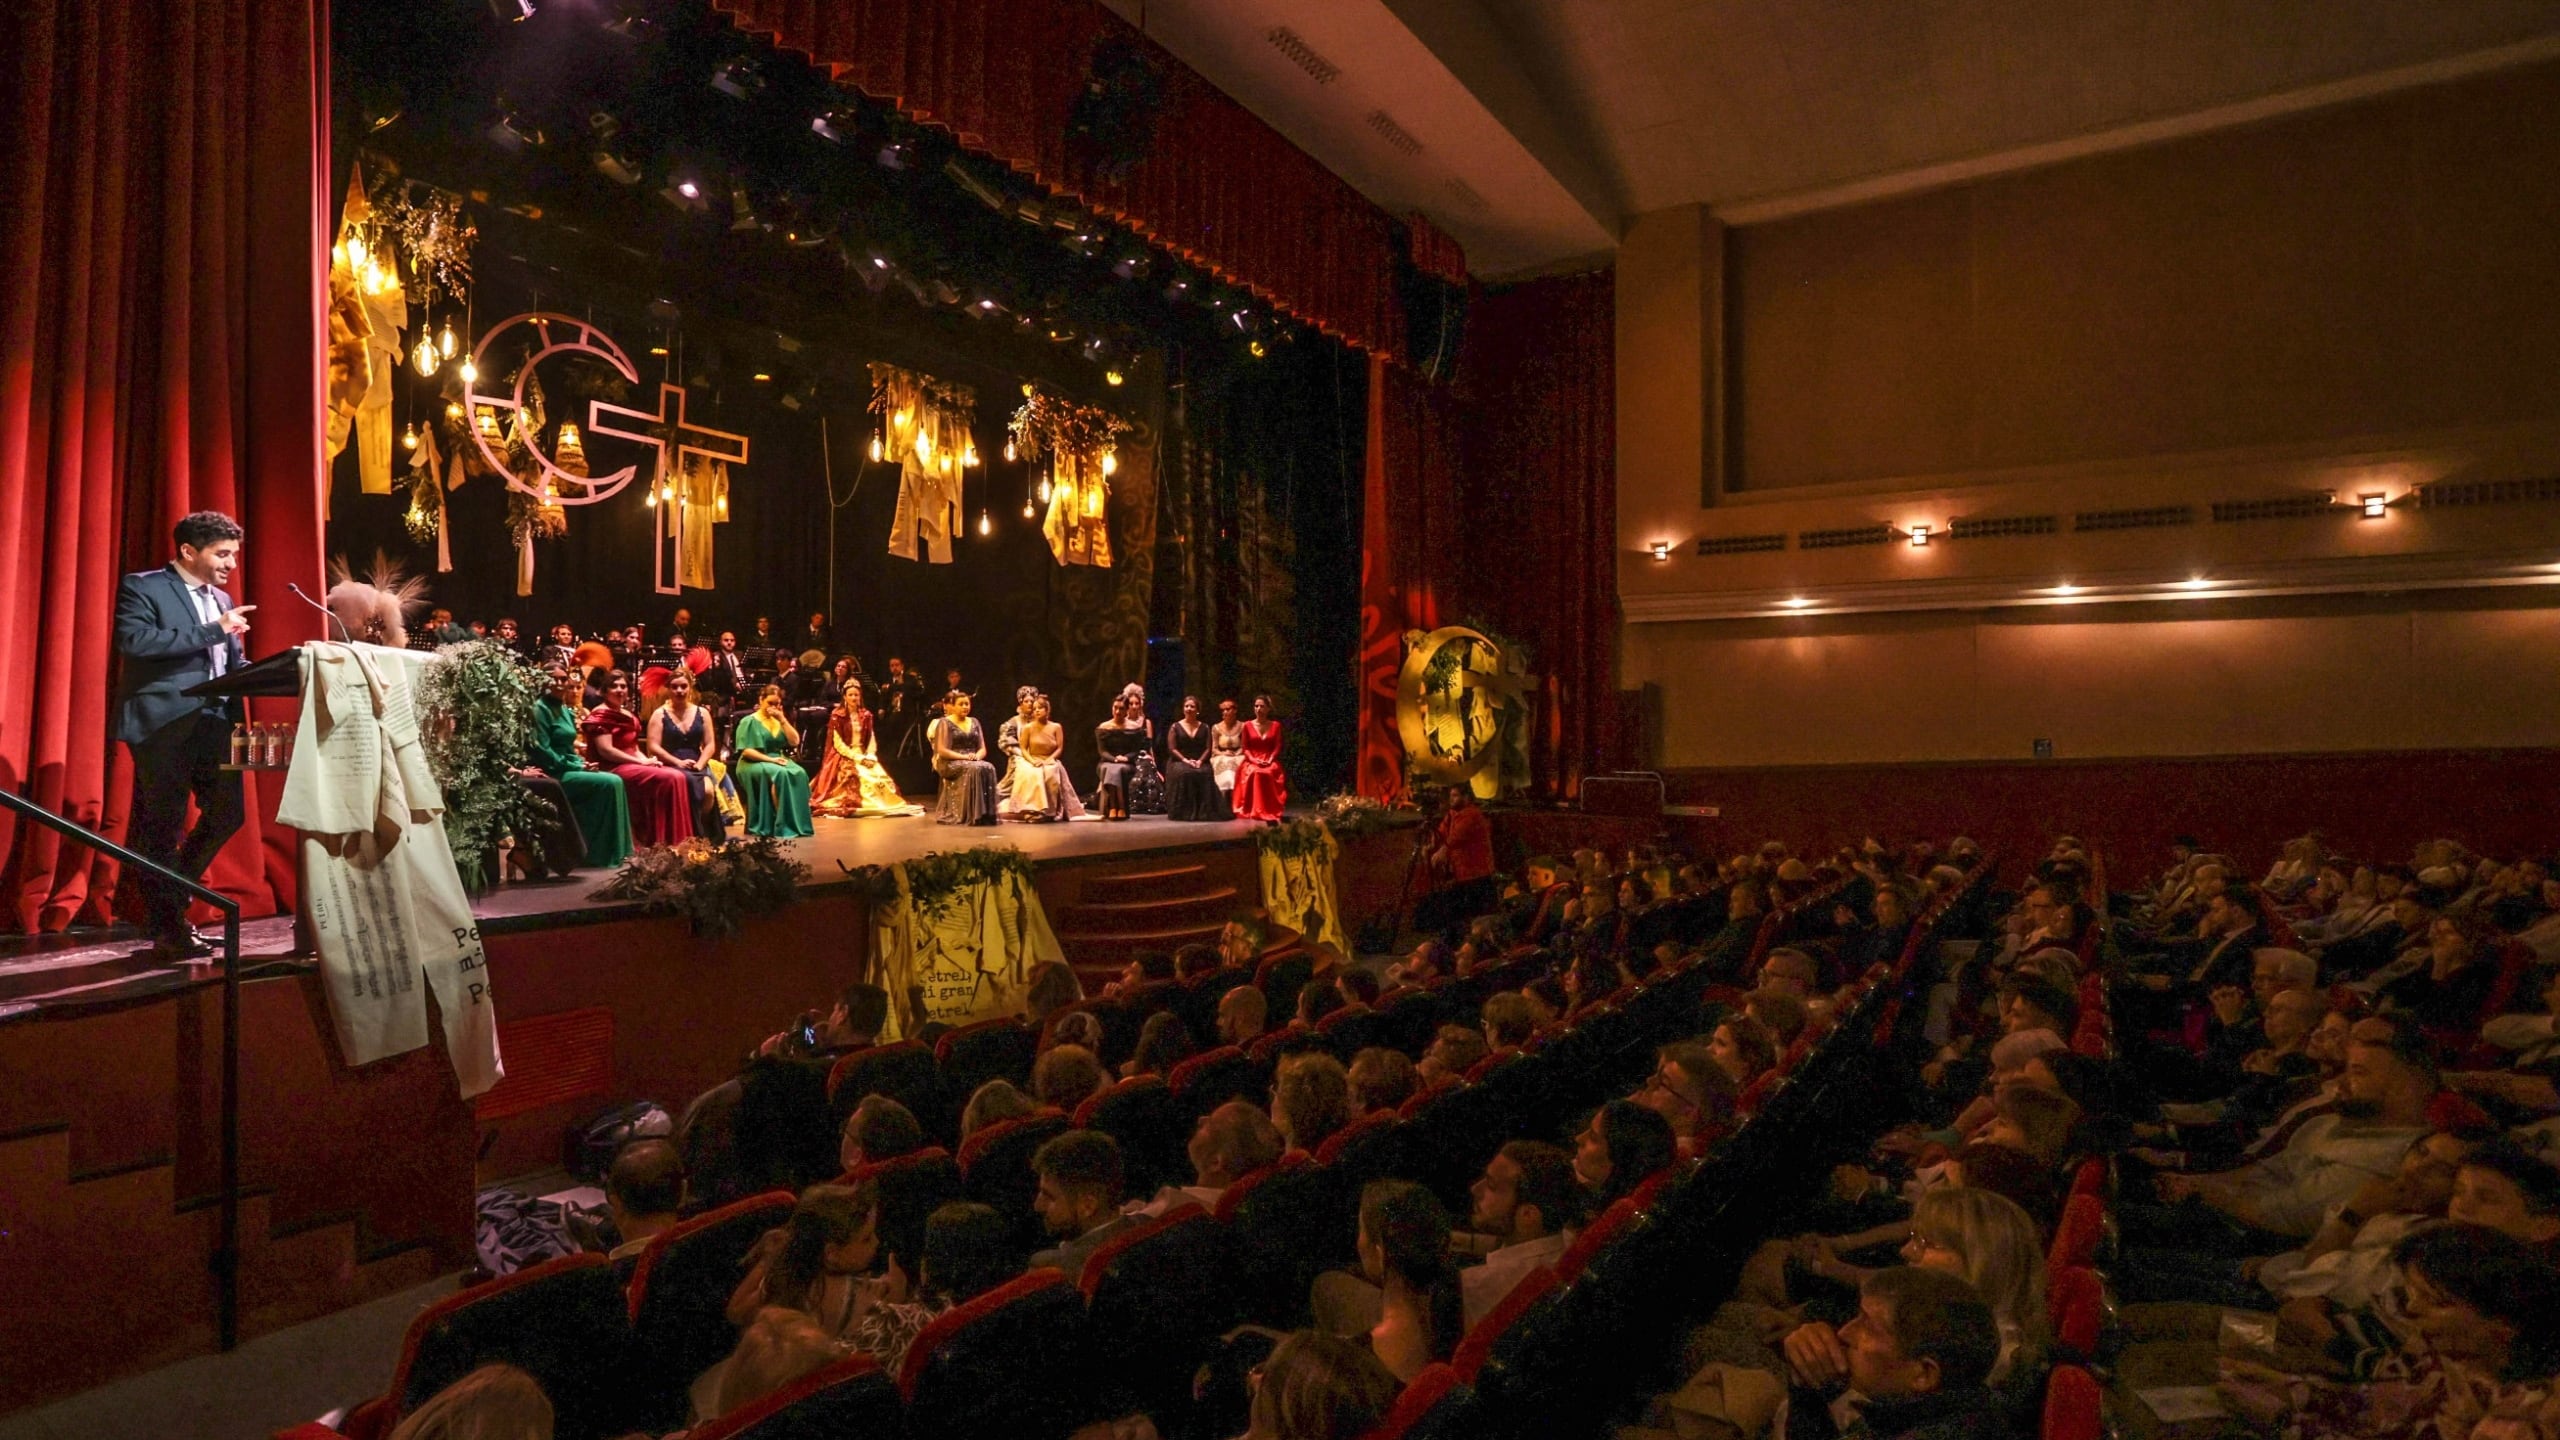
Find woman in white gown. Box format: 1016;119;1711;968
1000;693;1087;822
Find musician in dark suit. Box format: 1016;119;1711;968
701;630;749;705
113;511;254;958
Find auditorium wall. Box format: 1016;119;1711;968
1613;57;2560;798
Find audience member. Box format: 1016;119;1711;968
710;1308;841;1421
1029;1130;1136;1276
1134;1100;1286;1217
604;1139;686;1263
1241;1330;1401;1440
839;1095;925;1175
1273;1053;1353;1153
959;1078;1039;1139
1217;984;1270;1048
1482;991;1542;1051
1346;1047;1419;1117
1460;1140;1584;1325
1638;1041;1739;1155
1033;1044;1109;1111
1576;1099;1678;1208
848;1201;1022;1378
1416;1024;1491;1088
1124;1012;1196;1079
385;1364;553;1440
1777;1266;2005;1440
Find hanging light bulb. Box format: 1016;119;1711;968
445;400;463;421
1037;475;1053;504
412;336;438;377
1023;497;1036;519
940;452;954;474
716;492;728;517
892;406;912;431
914;429;933;464
644;486;658;508
1083;481;1106;519
963;443;978;468
1100;449;1118;477
344;233;368;269
438;322;457;359
458;357;479;384
401;424;418;450
868;434;883;462
1003;439;1017;463
661;477;676;502
977;510;991;537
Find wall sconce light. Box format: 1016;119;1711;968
1781;596;1811;610
1908;524;1931;549
1649;540;1673;562
2359;492;2388;520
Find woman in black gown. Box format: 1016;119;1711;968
1163;695;1232;822
1095;693;1151;821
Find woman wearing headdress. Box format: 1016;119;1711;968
321;551;427;648
734;684;817;839
1119;684;1167;815
811;679;923;818
1000;694;1086;822
1163;695;1231;822
1093;692;1150;822
927;690;1000;825
582;669;695;847
1231;695;1287;823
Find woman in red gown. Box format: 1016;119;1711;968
581;670;695;847
1231;694;1288;823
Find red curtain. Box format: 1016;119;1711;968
1358;271;1618;804
714;0;1407;361
0;0;330;932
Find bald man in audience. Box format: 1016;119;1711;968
1216;984;1269;1048
1132;1100;1287;1217
605;1140;687;1264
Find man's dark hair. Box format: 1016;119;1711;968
1133;950;1177;983
2218;880;2258;910
1337;970;1380;1006
1031;1129;1124;1206
1862;1266;2001;1392
1999;976;2079;1034
1499;1140;1585;1235
839;983;890;1039
2461;1140;2560;1217
608;1138;686;1218
1173;942;1223;979
846;1095;924;1162
2351;1014;2442;1089
173;511;244;550
921;1201;1022;1303
2389;1223;2560;1380
2031;877;2082;912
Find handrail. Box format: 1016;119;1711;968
0;787;245;1351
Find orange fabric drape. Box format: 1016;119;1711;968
0;0;330;931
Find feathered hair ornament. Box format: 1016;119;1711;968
324;550;430;648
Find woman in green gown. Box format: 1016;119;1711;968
734;684;816;839
528;667;633;869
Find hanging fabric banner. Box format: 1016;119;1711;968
872;362;979;564
275;642;504;1098
1010;385;1130;568
1256;821;1346;953
863;850;1063;1040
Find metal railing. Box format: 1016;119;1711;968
0;788;245;1350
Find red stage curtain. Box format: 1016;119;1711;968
1359;275;1617;804
1455;272;1618;800
714;0;1407;361
0;0;330;932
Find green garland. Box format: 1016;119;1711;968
1314;792;1395;839
417;640;544;893
591;835;808;938
1253;817;1335;862
841;843;1038;921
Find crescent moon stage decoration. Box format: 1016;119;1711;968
1395;625;1536;799
462;311;750;595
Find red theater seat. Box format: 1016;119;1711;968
841;1145;962;1278
1359;1362;1478;1440
2041;1364;2103;1440
685;1353;899;1440
956;1109;1071;1250
1167;1044;1267;1114
898;1269;1095;1438
1451;1262;1564;1384
1078;1209;1234;1420
347;1252;633;1440
2048;1194;2104;1272
1074;1075;1187;1195
826;1040;941;1133
627;1191;796;1426
2048;1264;2105;1358
936;1018;1039;1102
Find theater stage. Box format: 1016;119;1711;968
0;809;1444;1414
0;809;1314;1018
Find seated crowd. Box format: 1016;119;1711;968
327;823;2560;1440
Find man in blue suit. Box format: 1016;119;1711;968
113;511;255;958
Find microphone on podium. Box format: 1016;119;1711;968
286;581;354;643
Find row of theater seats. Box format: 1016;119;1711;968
294;848;2109;1440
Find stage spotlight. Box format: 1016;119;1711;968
729;185;762;232
973;297;1002;316
710;59;767;101
877;140;912;171
660;178;708;212
1162;277;1191;302
811;109;858;144
486;111;544;152
1104;369;1124;387
929;280;962;307
594;147;644;184
1112;251;1150;279
487;0;534;21
1082;336;1110;363
599;4;653;40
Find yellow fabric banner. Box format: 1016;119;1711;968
1259;828;1346;953
868;861;1065;1041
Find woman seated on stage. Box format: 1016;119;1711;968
1120;683;1167;814
527;667;631;870
581;670;695;848
928;690;1000;826
1209;698;1246;798
1163;694;1232;822
1000;693;1085;822
1094;692;1153;822
644;666;729;842
733;685;816;839
810;680;922;819
1231;694;1288;823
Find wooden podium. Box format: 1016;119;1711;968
184;649;316;954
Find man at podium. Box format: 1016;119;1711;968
113;510;254;959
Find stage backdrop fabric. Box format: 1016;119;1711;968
0;0;329;932
712;0;1409;362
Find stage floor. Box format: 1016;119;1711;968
0;809;1292;1015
